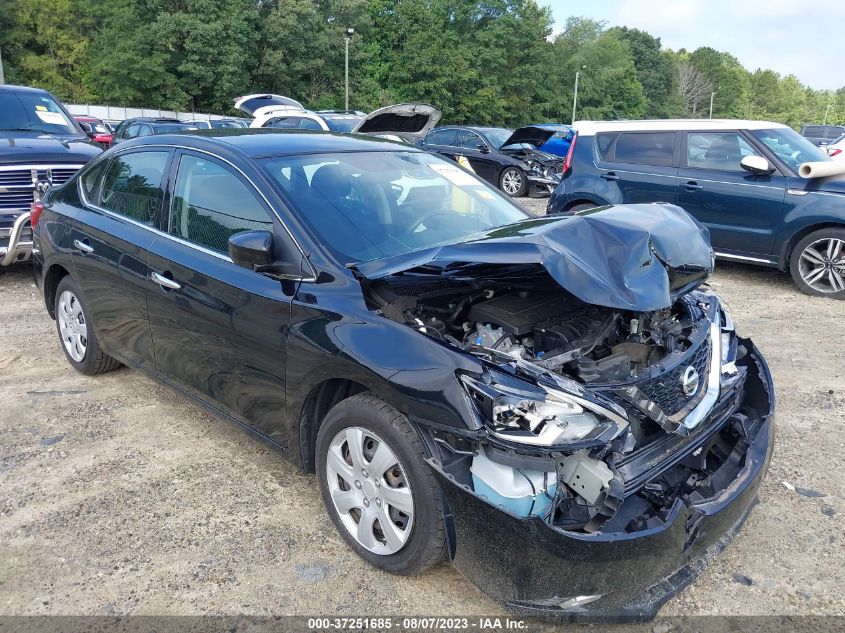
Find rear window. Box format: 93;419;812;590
612;132;675;166
803;125;844;137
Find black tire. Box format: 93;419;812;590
54;275;122;374
316;392;446;575
499;166;527;197
789;228;845;299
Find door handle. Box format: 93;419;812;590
150;271;181;290
72;239;94;254
682;181;703;191
601;172;620;181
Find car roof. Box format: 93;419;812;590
573;119;790;136
124;128;416;158
0;84;53;95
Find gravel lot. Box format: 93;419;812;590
1;197;843;624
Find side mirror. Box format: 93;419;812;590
228;230;273;270
476;143;490;153
78;121;95;138
740;155;773;175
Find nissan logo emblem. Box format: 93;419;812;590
681;365;700;397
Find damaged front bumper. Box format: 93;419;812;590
525;174;560;197
426;340;774;622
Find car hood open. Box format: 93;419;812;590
352;104;442;142
352;204;714;312
500;125;561;149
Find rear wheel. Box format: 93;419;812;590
54;276;122;374
316;393;446;575
789;228;845;299
499;167;526;197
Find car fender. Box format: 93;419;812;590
775;190;845;266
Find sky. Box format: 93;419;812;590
540;0;844;91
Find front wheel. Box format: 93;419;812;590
499;167;526;197
316;393;446;575
789;228;845;299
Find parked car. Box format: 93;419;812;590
33;129;773;620
187;118;249;130
240;94;441;142
110;118;199;146
521;123;574;157
823;133;845;159
315;109;367;132
0;84;102;268
548;119;845;299
800;124;845;146
418;125;563;197
73;116;113;147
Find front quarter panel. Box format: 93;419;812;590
285;273;485;449
776;183;845;264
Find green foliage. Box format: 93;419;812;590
0;1;841;127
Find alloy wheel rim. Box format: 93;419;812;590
798;238;845;293
326;426;414;555
502;170;522;195
57;290;88;362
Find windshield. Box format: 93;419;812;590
481;128;515;149
751;127;830;172
262;150;528;264
0;91;79;136
322;115;364;132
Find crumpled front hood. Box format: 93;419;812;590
353;203;714;312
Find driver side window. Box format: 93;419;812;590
456;130;484;149
169;154;274;255
687;132;760;171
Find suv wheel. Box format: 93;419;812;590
499;167;526;197
316;393;446;575
789;228;845;299
55;276;122;374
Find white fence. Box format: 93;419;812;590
66;103;237;123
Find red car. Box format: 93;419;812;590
73;116;113;147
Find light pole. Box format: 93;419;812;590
572;65;586;124
344;27;354;111
709;90;717;119
0;47;5;85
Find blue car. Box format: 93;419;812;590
523;123;574;157
548;120;845;299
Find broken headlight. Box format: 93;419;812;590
461;374;628;448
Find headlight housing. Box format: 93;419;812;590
461;373;628;448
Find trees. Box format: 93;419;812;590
0;3;841;128
677;60;712;117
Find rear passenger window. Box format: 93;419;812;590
613;132;675;166
595;133;616;158
424;129;457;146
170;154;274;254
99;151;169;224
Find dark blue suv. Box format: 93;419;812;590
548;120;845;299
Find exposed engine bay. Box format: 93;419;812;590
363;268;763;537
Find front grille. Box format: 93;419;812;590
638;336;711;416
0;169;33;187
0;164;83;212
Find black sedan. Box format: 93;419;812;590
32;130;774;621
418;125;563;197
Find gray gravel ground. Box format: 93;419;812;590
1;196;843;624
